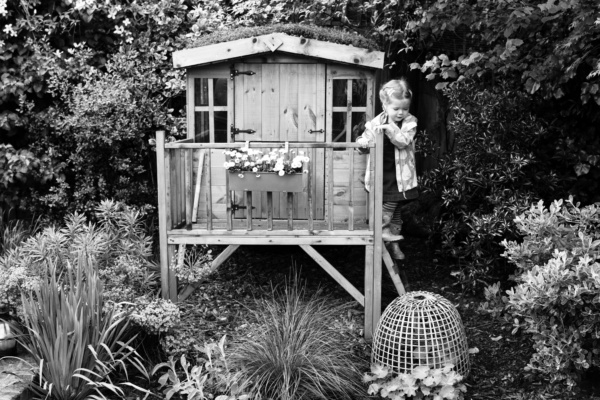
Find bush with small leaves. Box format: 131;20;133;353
502;197;600;388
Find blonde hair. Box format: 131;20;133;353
379;79;412;105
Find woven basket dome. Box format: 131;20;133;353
372;291;470;377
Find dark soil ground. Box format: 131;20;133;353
162;235;600;400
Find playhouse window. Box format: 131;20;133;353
332;79;367;144
193;77;228;143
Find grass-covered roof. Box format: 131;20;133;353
185;23;381;51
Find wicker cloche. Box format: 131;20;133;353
372;291;470;377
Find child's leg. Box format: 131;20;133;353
385;202;405;260
382;201;403;242
391;205;404;235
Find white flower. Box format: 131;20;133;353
278;170;285;176
122;18;131;26
0;0;7;17
114;25;125;35
108;4;121;19
3;24;17;37
252;167;258;172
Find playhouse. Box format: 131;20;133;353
156;29;406;338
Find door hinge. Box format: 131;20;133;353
231;125;256;140
230;67;256;80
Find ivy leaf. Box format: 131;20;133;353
574;163;590;176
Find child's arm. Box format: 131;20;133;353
356;120;377;153
380;116;418;149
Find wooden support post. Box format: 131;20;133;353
372;133;384;337
364;244;374;339
185;148;193;230
206;150;213;230
156;130;177;302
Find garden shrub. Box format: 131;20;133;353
502;197;600;387
153;335;249;400
0;200;176;339
18;254;150;400
229;276;366;400
1;0;196;219
422;81;562;291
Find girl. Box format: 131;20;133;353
356;78;418;260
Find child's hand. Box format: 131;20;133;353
375;124;394;135
357;137;370;148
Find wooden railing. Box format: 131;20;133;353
156;133;382;235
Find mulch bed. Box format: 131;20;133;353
171;236;600;400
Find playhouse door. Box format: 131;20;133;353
231;63;326;220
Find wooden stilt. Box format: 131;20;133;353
157;130;177;301
364;244;375;339
166;244;177;302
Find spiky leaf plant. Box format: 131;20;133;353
18;252;149;400
230;276;366;400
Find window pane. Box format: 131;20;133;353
352;80;367;107
333;80;347;107
214;111;228;143
332;112;347;143
214;78;228;106
194;78;209;106
195;111;209;142
351;112;367;142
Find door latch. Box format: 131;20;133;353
230;201;255;212
308;129;324;134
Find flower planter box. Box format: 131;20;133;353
228;171;307;193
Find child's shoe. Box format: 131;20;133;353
386;241;405;260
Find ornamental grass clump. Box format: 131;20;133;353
230;276;366;400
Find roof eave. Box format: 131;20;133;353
173;32;385;70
